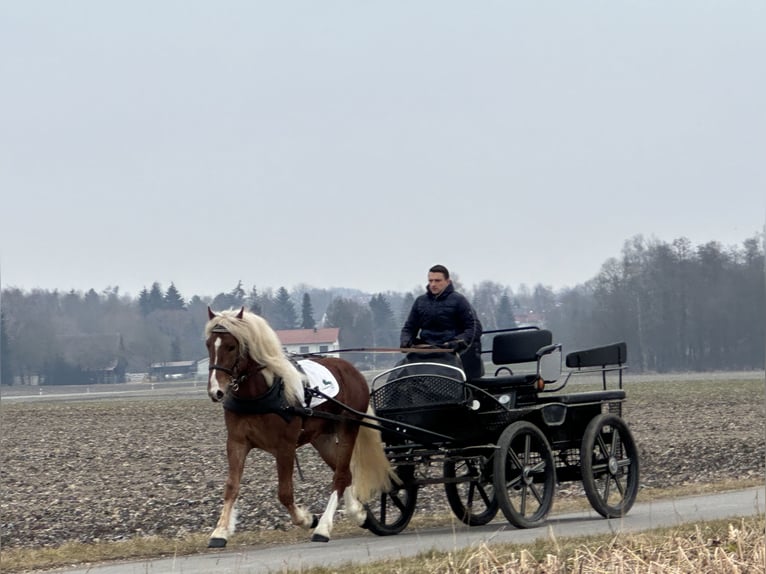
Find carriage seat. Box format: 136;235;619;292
565;342;627;369
470;329;557;390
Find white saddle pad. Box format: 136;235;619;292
298;359;340;408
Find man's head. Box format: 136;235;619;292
427;264;451;295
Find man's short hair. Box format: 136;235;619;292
429;264;450;278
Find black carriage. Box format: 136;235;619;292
361;327;640;535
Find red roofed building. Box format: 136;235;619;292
275;328;341;357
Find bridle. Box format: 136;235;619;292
208;326;268;394
206;322;293;420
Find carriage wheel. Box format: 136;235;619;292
443;457;498;526
580;413;640;518
362;465;418;536
493;421;555;529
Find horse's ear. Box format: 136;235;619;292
236;306;245;319
208;306;216;320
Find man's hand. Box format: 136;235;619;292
441;339;467;352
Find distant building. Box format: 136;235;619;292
85;358;128;384
276;327;341;357
514;311;545;328
149;360;197;381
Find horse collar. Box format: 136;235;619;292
222;373;300;421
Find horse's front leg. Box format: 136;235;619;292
275;450;317;531
209;439;249;548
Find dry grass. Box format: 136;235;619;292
298;515;766;574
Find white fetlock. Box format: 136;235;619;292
294;505;315;529
312;491;339;542
344;487;367;525
210;506;237;545
210;526;229;540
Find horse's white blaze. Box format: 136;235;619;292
313;490;339;540
208;336;223;400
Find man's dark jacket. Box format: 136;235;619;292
400;283;478;348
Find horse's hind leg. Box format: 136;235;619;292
311;429;358;542
343;486;367;526
209;440;248;548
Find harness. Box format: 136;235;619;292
208;345;318;422
208;324;341;422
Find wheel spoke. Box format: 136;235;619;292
528;482;545;506
507;449;523;469
388;491;407;513
595;433;610;458
475;482;493;506
601;474;612;500
519;483;528;514
610;474;626;496
465;483;476;508
522;434;532;463
610;428;619;456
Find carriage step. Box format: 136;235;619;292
542;390;625;405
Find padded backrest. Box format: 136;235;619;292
565;342;627;368
491;329;553;365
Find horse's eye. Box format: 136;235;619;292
226;345;236;352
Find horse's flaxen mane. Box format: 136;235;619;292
205;309;305;405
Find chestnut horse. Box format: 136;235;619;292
204;307;394;546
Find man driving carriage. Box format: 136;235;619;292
400;264;484;379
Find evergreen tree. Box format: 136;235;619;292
170;336;182;361
369;293;397;347
138;287;152;316
230;280;246;308
211;281;246;311
247;285;262;315
0;310;12;385
323;296;374;366
148;282;165;312
495;294;517;329
164;283;185;310
272;287;298;329
257;288;277;323
301;293;316;329
399;292;415;323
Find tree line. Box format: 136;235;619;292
0;234;763;385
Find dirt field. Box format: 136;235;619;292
1;372;763;549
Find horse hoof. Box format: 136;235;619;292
208;537;227;548
311;533;330;543
310;515;319;529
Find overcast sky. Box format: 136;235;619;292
1;2;764;299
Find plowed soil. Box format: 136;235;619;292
1;372;763;549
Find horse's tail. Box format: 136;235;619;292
350;406;397;503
